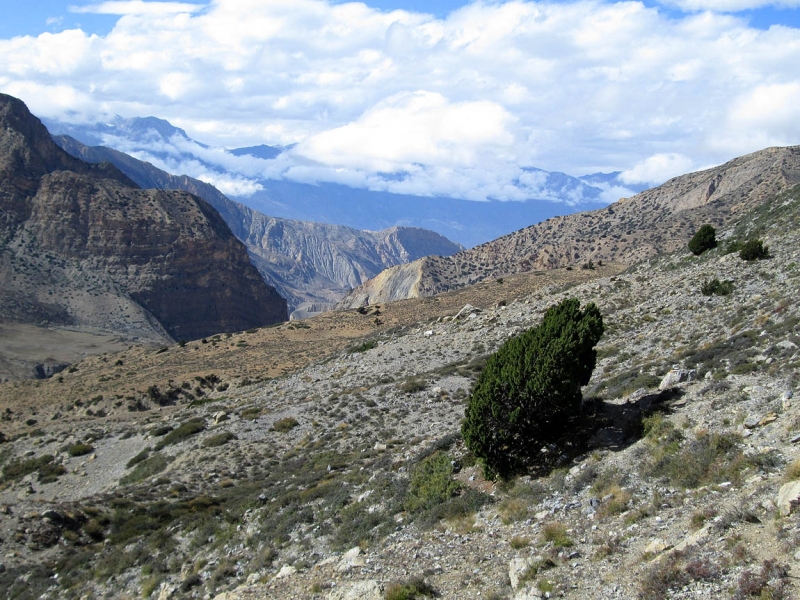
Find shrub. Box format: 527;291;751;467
404;452;460;513
385;577;438;600
2;454;62;483
462;298;604;478
541;522;573;547
203;432;237;447
271;417;299;433
739;239;769;261
348;340;377;353
126;448;150;469
67;443;94;457
688;225;717;255
120;454;172;485
701;277;734;296
153;418;205;450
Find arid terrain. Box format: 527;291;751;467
1;184;800;599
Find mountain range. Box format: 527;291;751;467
43;116;642;248
51;135;464;319
339;144;800;307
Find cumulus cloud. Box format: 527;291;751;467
620;153;696;185
70;1;203;15
294;91;517;172
2;0;800;200
657;0;800;11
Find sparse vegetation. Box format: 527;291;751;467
271;417;299;433
67;442;94;457
739;239;769;261
688;224;717;255
701;277;734;296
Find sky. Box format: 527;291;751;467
1;0;800;203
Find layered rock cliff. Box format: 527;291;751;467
0;93;287;343
52;135;463;317
339;145;800;307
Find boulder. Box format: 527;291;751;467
509;557;533;590
777;480;800;516
327;580;382;600
337;546;366;572
659;367;697;390
275;565;296;579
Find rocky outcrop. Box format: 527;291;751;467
338;145;800;307
52;135;463;318
0;93;287;343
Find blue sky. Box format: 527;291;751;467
1;0;800;202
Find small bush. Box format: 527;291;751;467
150;425;173;437
67;443;94;457
153;418;206;450
701;277;734;296
541;522;573;547
739;239;769;261
240;407;262;421
398;378;427;394
271;417;299;433
385;576;438;600
120;454;173;485
688;225;717;255
126;448;150;469
648;430;749;488
404;453;459;513
349;340;377;353
203;432;237;447
2;454;61;483
734;559;788;600
784;458;800;482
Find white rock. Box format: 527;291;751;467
327;580;382;600
644;538;671;556
337;547;366;572
777;480;800;516
659;367;697;390
509;557;532;590
275;565;297;578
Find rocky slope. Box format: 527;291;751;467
339;146;800;308
0;93;287;372
1;179;799;599
52;135;463;318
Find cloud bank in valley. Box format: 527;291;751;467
1;0;799;201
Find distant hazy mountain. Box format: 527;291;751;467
42;116;633;248
53;135;463;318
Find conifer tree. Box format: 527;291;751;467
462;298;603;479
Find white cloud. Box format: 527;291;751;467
620;153;695;185
294;91;516;172
70;1;203;15
2;0;800;201
657;0;800;12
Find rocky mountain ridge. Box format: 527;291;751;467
0;93;287;379
52;135;463;318
43;116;624;248
339;145;800;308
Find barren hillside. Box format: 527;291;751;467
1;184;799;599
339;146;800;308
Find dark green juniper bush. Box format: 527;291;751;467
462;298;603;479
